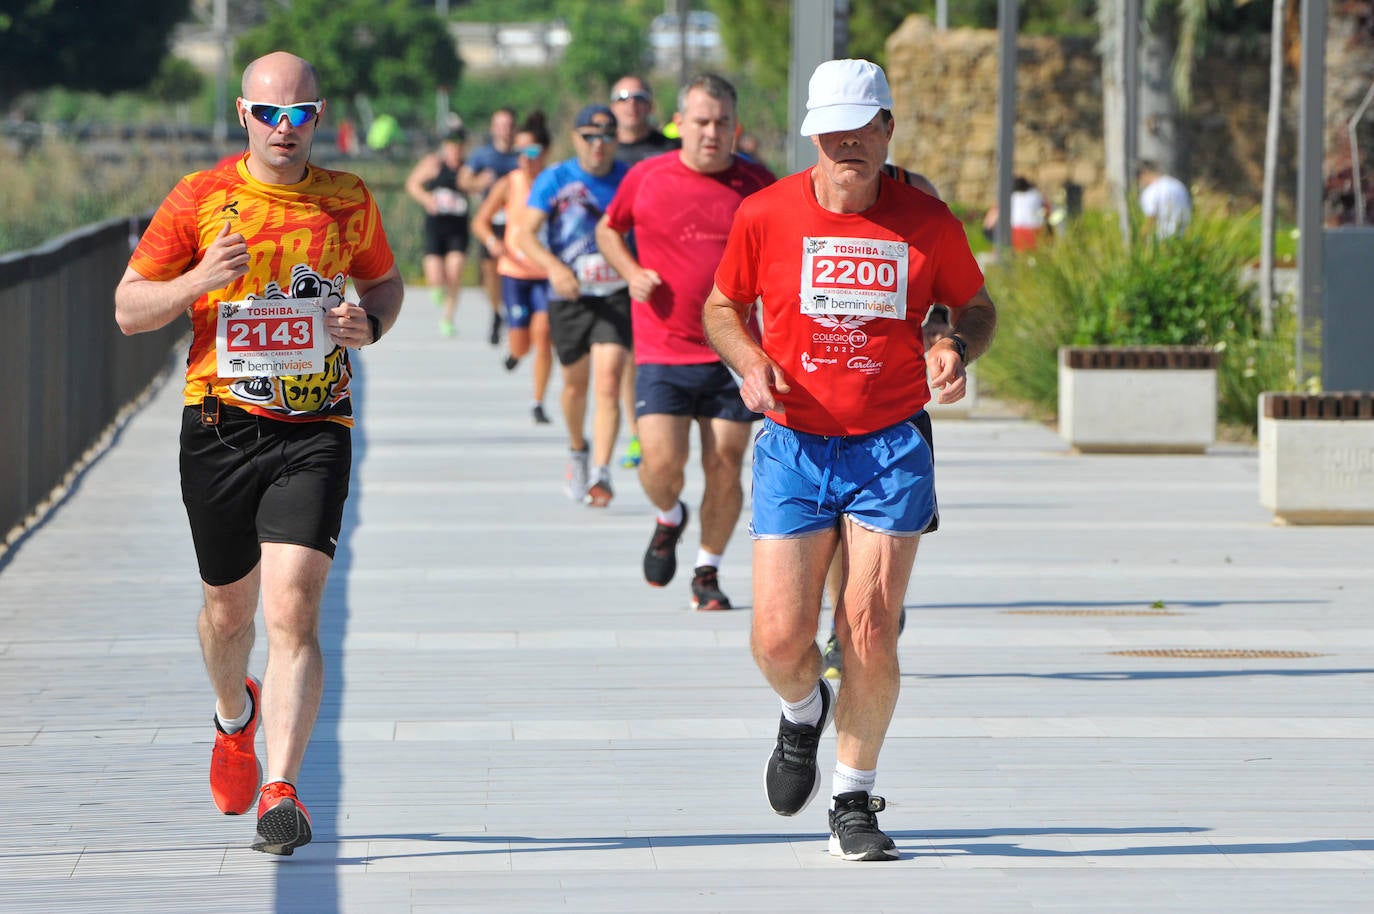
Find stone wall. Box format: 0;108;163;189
883;15;1307;213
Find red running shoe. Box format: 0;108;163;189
209;676;261;815
252;781;313;856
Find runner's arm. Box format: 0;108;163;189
114;221;248;335
471;176;510;259
517;207;579;300
594;214;660;303
351;265;405;345
926;285;997;400
703;284;787;414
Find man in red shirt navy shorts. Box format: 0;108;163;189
598;73;774;612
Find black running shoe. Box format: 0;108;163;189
764;678;833;816
690;565;731;611
821;632;843;681
643;502;688;587
828;791;898;861
504;354;520;371
489;312;503;345
531;404;550;425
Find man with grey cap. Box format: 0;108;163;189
704;59;998;861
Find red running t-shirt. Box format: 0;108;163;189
714;169;984;436
604;152;774;365
128;155;395;426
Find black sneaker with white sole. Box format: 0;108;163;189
643;502;688;586
764;678;833;816
828;791;898;861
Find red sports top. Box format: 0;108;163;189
604;152;774;365
714;169;984;436
128;155;395;426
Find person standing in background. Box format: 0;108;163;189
1137;159;1192;239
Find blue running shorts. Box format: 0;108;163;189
749;415;935;539
501;276;550;331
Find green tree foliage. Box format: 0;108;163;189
234;0;462;122
557;0;656;96
709;0;789;94
145;55;204;105
0;0;191;97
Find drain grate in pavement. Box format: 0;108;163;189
1007;609;1182;617
1109;649;1327;659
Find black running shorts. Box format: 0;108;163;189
423;214;470;258
548;288;632;366
180;405;351;586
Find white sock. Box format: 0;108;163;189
831;762;876;807
781;683;823;727
657;502;684;526
216;685;254;734
695;549;721;569
594;465;611;484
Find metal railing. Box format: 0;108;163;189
0;215;186;543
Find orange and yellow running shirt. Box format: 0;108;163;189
128;154;395;426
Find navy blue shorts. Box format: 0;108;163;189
634;361;761;423
501;276;550;330
749;414;936;539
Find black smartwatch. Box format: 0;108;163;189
944;332;968;364
366;314;382;345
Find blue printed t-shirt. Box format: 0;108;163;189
527;158;629;296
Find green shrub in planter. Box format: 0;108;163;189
980;206;1296;432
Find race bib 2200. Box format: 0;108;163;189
800;236;908;320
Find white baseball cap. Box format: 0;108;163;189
799;59;893;137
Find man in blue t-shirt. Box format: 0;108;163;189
517;104;631;509
460;108;520;343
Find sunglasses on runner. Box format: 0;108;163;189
612;90;651;103
242;100;323;128
519;144;544;158
576;129;615;144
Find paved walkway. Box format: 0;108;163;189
3;288;1372;913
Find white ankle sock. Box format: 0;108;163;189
781;683;823;727
216;685;254;734
831;762;876;807
695;549;721;569
658;502;684;526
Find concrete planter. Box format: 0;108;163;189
1259;392;1374;525
1058;346;1219;453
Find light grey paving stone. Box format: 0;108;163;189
5;287;1374;912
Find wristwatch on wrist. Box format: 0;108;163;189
944;332;968;364
366;314;382;345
